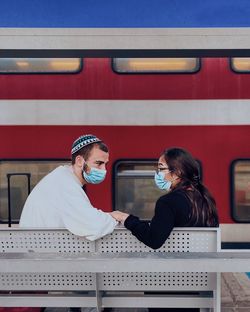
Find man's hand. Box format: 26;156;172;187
109;211;129;224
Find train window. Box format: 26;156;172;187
230;57;250;72
0;159;70;224
0;58;82;73
113;159;202;220
113;160;163;219
112;58;200;73
231;160;250;222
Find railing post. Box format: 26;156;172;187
94;239;102;312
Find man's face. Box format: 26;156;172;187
85;146;109;172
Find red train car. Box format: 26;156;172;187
0;57;250;247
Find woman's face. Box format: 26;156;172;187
158;155;180;187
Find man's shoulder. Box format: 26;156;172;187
48;165;70;178
54;165;84;191
31;166;67;188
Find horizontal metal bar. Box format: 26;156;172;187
0;295;96;307
0;294;214;308
0;251;250;273
103;296;214;308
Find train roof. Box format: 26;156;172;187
1;0;250;55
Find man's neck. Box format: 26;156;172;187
71;164;85;186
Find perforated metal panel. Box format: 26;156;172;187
0;230;93;253
0;227;219;292
100;272;211;291
0;273;95;291
98;228;218;291
0;229;95;291
97;228;218;253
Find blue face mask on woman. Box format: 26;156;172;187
83;167;107;184
154;171;172;191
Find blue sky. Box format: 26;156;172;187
1;0;250;28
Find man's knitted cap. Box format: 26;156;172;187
71;134;101;155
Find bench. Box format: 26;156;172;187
0;227;222;311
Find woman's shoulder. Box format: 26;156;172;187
155;189;191;219
159;189;187;201
157;189;190;208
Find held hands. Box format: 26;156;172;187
110;211;129;224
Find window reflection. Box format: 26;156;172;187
0;58;82;73
232;160;250;221
113;58;200;73
0;160;70;223
114;161;169;220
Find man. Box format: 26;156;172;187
20;134;117;240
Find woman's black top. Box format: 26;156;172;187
124;189;201;250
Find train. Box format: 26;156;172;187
0;56;250;248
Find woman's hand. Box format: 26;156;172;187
110;211;129;224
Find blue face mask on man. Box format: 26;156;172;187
154;171;172;191
83;166;107;184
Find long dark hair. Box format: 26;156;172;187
162;147;219;227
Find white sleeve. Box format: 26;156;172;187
59;184;117;240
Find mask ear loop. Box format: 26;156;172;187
83;162;89;173
173;169;182;180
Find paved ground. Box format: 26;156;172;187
221;272;250;311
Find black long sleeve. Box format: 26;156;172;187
124;190;192;249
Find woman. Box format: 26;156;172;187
111;147;219;312
111;147;219;250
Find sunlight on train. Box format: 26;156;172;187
113;57;200;73
0;58;81;73
231;57;250;72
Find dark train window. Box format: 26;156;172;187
0;159;70;224
230;57;250;72
113;159;202;220
231;160;250;222
0;58;82;73
112;58;200;73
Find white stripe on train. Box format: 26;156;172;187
1;28;250;50
1;99;250;125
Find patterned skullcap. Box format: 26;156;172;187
71;134;101;155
